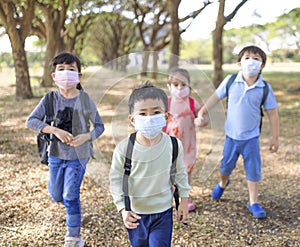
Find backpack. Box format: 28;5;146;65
37;92;54;164
225;74;269;132
37;90;91;165
122;132;180;211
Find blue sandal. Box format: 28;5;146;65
212;179;230;199
248;203;266;218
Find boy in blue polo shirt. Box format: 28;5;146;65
195;45;279;218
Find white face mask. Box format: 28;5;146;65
241;58;262;77
170;86;190;99
133;114;166;139
53;70;80;90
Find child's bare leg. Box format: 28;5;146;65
188;172;192;185
187;172;196;211
247;180;258;205
219;173;230;188
211;172;230;199
247;180;266;218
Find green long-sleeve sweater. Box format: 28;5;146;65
109;133;190;214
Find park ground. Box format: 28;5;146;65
0;64;299;246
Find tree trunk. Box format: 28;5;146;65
212;0;226;88
0;0;34;99
152;51;159;80
212;28;224;88
212;0;248;87
11;43;33;100
168;0;180;71
40;6;66;87
41;34;57;87
141;51;150;77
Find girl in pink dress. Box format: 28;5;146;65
165;68;207;211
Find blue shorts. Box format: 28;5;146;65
220;136;262;182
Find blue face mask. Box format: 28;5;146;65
241;58;262;77
133;114;166;139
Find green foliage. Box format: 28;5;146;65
0;52;13;68
181;39;212;64
84;11;139;67
222;8;300;63
27;52;45;66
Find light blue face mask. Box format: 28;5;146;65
241;58;262;77
133;114;166;139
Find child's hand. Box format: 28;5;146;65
53;128;74;144
69;133;91;147
177;198;188;223
194;114;209;127
269;137;279;153
121;209;141;229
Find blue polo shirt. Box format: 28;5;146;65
216;71;278;140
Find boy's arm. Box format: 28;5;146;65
109;145;127;211
266;108;280;152
174;141;190;222
195;92;221;126
88;99;105;141
110;141;141;229
177;197;188;223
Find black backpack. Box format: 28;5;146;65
122;132;180;211
37;90;91;165
225;74;269;132
37;92;54;164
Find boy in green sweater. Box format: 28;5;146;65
109;83;190;247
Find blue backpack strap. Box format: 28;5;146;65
225;74;237;107
261;80;269;107
259;80;269;131
123;132;136;211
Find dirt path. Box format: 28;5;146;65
0;67;299;246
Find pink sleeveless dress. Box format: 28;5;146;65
164;96;201;173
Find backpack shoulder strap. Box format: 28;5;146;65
123;132;136;211
226;74;237;95
189;97;195;117
170;136;178;185
170;136;179;210
44;91;54;123
226;74;237;106
261;80;269;106
259;80;269;132
79;90;91;130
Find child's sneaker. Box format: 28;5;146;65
188;200;196;212
211;179;230;199
248;203;266;219
64;236;85;247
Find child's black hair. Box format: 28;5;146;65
237;45;267;65
128;82;168;114
51;52;82;90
